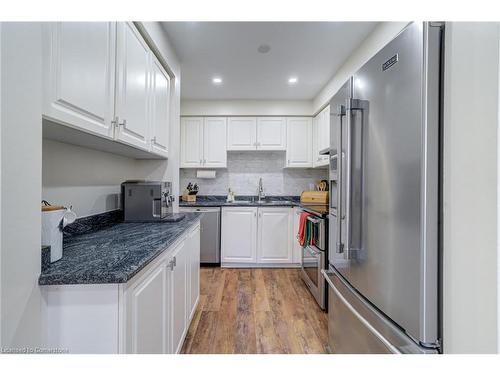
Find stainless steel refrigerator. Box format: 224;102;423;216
322;22;442;354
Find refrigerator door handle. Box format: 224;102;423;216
322;270;401;354
336;105;346;254
344;99;368;259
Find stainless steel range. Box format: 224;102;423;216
300;204;328;310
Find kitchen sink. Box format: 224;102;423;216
258;200;295;205
228;199;296;205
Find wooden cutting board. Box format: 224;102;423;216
300;191;329;204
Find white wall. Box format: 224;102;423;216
181;99;313;116
1;23;43;350
41;22;182;217
312;22;408;113
443;22;500;354
43;140;147;217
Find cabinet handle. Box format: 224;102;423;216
118;119;127;127
111;116;119;128
151;136;157;143
173;256;177;267
168;260;174;271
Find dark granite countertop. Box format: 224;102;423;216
39;212;202;286
179;195;300;208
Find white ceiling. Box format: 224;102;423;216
161;22;378;100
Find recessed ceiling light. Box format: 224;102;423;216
258;44;271;54
288;77;298;84
212;77;222;84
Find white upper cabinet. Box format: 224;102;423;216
227;117;286;150
115;22;151;151
180;117;204;167
227;117;257;150
149;52;170;158
256;117;286;150
257;207;292;263
203;117;227;168
286;117;313;167
43;22;116;138
313;106;330;167
43;22;174;159
180;117;227;168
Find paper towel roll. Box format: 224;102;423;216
196;170;216;179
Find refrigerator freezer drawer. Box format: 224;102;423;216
322;269;438;354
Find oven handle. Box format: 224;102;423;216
306;216;323;224
307;245;322;256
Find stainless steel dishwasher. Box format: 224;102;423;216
179;207;221;265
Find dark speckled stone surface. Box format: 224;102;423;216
38;213;202;286
179;195;300;207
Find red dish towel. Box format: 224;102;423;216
297;212;312;247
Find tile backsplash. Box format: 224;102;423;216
180;151;328;196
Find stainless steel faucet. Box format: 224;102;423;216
258;178;265;201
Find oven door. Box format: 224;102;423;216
301;244;326;310
306;216;326;251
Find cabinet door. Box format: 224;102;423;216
257;117;286;150
115;22;150;150
171;241;188;353
150;53;170;158
126;263;168;353
286;117;313;167
203;117;227;168
292;207;303;264
221;207;257;264
227;117;257;150
318;106;330;166
43;22;116;138
187;224;200;320
180;117;203;168
257;207;293;263
312;114;321;167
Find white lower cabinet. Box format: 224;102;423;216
257;207;293;263
222;207;296;266
221;207;258;263
292;207;303;264
125;260;169;354
171;239;188;354
187;224;201;320
41;222;201;354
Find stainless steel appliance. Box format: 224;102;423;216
121;180;174;222
179;207;221;265
323;22;442;354
300;205;328;310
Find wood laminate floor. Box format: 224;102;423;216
181;268;329;354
